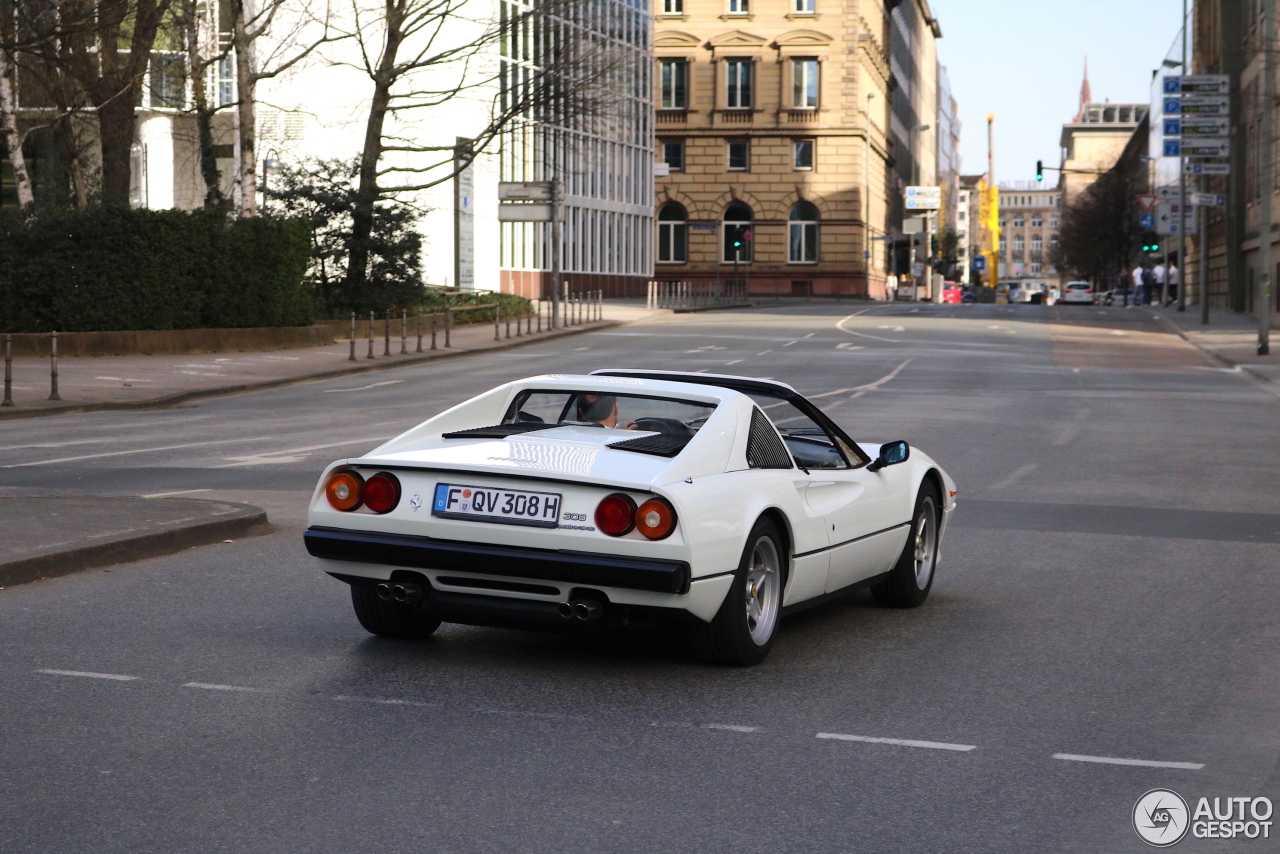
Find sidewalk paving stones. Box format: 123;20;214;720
1142;305;1280;388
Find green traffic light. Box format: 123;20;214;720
1151;243;1160;251
1035;160;1043;182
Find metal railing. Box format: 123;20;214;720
648;280;748;310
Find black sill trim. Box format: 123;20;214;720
341;462;657;495
780;572;890;617
792;522;910;559
304;526;690;594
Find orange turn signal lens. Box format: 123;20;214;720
635;498;677;540
325;470;364;511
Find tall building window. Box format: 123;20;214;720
793;139;814;170
661;140;685;171
1012;234;1025;254
1030;234;1043;254
660;60;688;109
1031;214;1042;227
658;202;688;263
794;0;815;11
723;202;753;262
727;139;749;171
1049;215;1059;228
1030;262;1042;274
1050;234;1060;250
1013;214;1024;227
726;59;752;108
217;56;235;107
727;0;749;12
662;0;683;13
792;59;818;108
789;201;819;263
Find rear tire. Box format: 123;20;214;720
693;518;785;666
350;584;442;639
871;485;940;608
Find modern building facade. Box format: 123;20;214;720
652;0;942;298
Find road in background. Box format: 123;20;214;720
1;302;1277;852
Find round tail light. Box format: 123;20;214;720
363;472;402;514
325;471;364;511
635;498;677;540
595;493;636;536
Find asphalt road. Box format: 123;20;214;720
2;302;1277;853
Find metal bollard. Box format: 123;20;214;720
415;311;423;353
48;330;61;401
494;304;501;340
367;311;375;358
536;299;542;333
444;296;452;348
431;313;437;350
383;310;391;356
401;309;408;354
349;312;356;361
3;333;13;406
505;303;511;339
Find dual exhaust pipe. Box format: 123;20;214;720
558;599;604;622
376;582;423;605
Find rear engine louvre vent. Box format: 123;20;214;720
607;433;693;458
747;408;794;469
442;423;551;439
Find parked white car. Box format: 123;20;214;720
304;371;957;665
1060;281;1097;304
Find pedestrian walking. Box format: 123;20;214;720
1167;263;1180;305
1141;265;1155;306
1131;264;1145;306
1153;262;1167;305
886;273;898;302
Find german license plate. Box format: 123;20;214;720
431;483;562;528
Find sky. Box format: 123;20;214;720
929;0;1186;185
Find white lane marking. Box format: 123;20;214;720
3;437;273;468
216;436;392;467
142;489;213;498
836;313;900;342
878;325;906;332
806;359;913;400
332;694;434;708
1053;753;1203;770
817;732;976;752
756;349;773;356
0;439;109;451
782;341;797;347
36;669;139;682
835;342;864;350
803;332;816;338
706;723;760;733
991;463;1037;489
725;359;743;366
183;682;270;693
322;380;404;393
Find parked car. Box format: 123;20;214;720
1060;281;1096;305
304;372;957;665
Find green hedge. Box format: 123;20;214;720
0;207;314;333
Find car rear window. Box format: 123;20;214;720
502;390;716;435
1068;283;1089;290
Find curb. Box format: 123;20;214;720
0;501;271;588
1143;309;1278;389
0;319;619;420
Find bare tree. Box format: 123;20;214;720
1053;163;1145;286
334;0;628;304
0;43;34;210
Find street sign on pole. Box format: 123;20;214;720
1164;116;1230;137
1137;194;1158;212
904;186;941;210
1163;74;1230;95
1185;162;1231;175
1163;139;1231;158
498;181;553;201
1139;212;1156;229
973;256;987;272
1170;95;1231;115
1191;192;1227;207
1155;202;1199;235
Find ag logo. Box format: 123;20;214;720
1134;789;1190;846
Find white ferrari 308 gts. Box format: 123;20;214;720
304;370;957;665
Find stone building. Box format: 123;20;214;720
652;0;942;297
996;183;1060;288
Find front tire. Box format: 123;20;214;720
871;485;940;608
350;584;442;639
694;518;785;666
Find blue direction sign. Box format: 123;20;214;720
1164;96;1183;114
1163;76;1182;94
1164;118;1182;137
973;256;987;272
1140;213;1156;229
1164;139;1182;157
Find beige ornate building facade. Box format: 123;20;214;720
653;0;942;297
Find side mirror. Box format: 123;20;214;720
867;440;910;472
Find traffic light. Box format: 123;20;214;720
1142;243;1161;252
1035;160;1044;182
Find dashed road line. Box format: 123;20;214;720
182;682;271;693
725;359;743;366
142;489;213;498
1052;753;1203;770
817;732;977;752
36;669;139;682
705;723;760;733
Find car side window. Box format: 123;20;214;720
747;394;857;470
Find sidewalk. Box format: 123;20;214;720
1142;306;1280;388
1;303;665;419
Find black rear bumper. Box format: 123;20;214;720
304;526;691;594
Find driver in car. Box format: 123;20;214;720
575;394;622;428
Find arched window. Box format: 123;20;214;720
1031;214;1043;227
789;201;819;263
723;202;753;262
1012;234;1025;255
1013;214;1024;228
1030;234;1043;253
657;202;688;263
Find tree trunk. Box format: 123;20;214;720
232;0;257;216
97;95;137;207
185;1;225;207
0;49;35;212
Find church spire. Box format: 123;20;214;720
1075;58;1092;120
